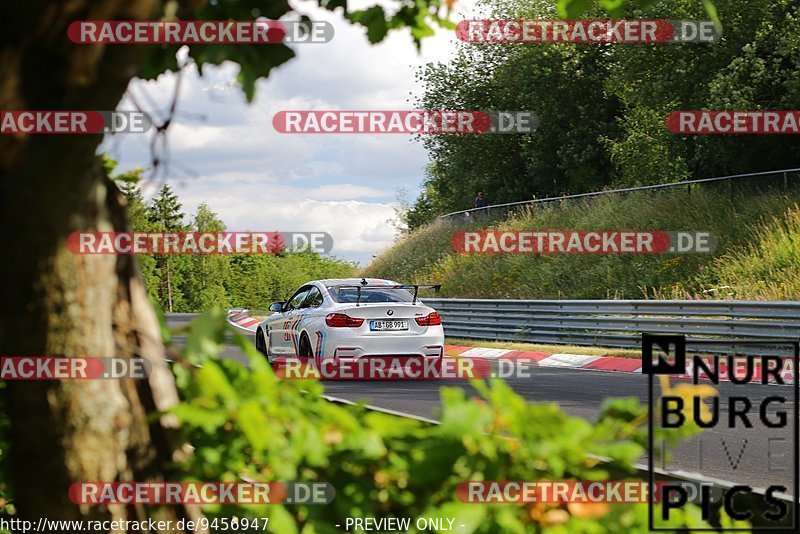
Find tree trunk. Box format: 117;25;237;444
0;1;203;531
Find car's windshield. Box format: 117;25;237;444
327;287;414;304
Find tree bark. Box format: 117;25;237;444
0;1;203;531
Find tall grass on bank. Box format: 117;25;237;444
662;206;800;300
363;187;800;300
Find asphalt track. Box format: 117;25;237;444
167;313;797;495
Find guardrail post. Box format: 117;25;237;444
785;171;789;192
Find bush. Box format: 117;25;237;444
167;308;741;532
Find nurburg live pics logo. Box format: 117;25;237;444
642;334;799;531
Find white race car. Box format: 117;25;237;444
254;278;444;365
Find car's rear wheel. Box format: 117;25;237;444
255;329;272;363
299;333;313;359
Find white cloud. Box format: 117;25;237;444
102;0;475;264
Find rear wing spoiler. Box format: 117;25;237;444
328;283;441;305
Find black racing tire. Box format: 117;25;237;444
255;329;269;360
298;333;313;359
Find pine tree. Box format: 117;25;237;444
148;185;186;312
183;204;232;311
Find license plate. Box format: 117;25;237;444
369;320;409;331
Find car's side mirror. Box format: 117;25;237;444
269;302;285;312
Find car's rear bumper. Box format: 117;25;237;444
328;330;444;359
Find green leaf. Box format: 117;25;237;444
348;6;389;44
438;387;492;437
428;502;487;534
172;403;229;433
267;506;298;534
702;0;723;32
558;0;593;19
238;400;270;451
195;361;238;403
183;308;228;364
318;0;347;11
599;0;627;17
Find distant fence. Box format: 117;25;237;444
437;167;800;224
423;298;800;356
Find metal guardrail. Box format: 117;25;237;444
438;167;800;223
423;298;800;356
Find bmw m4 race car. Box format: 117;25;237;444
254;278;444;365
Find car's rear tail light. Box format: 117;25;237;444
325;313;364;327
415;312;442;326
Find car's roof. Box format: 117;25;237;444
315;278;399;287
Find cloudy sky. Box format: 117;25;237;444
102;0;477;265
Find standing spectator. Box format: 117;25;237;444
473;191;489;219
474;191;489;210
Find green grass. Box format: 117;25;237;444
660;206;800;300
364;187;800;300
